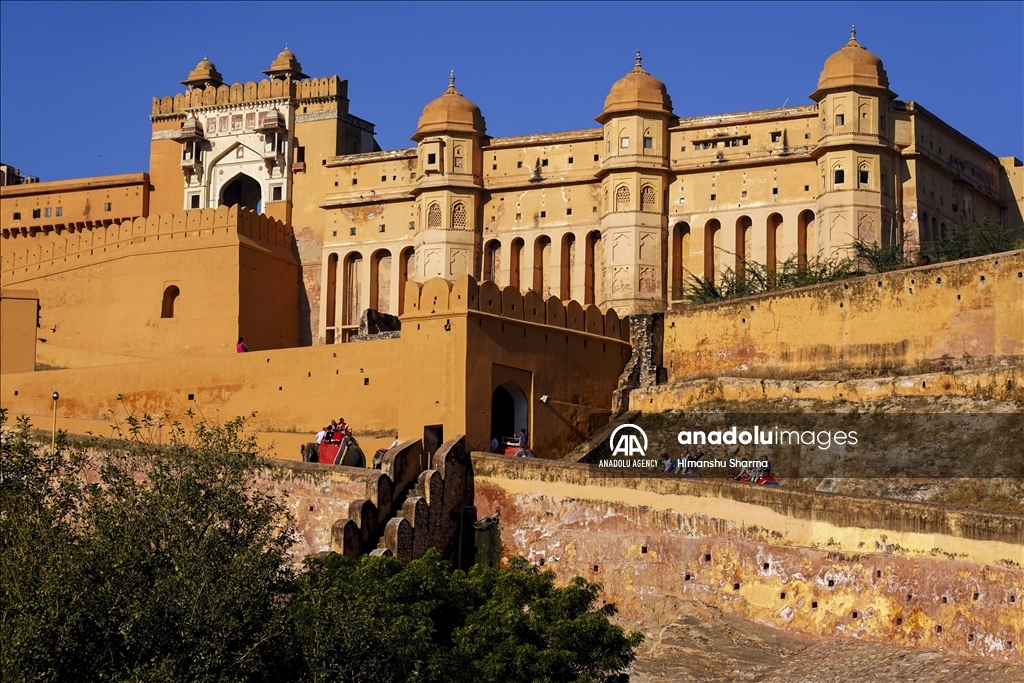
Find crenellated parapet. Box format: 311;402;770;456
402;274;628;342
1;206;293;284
152;76;348;118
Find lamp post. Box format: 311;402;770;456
50;391;59;455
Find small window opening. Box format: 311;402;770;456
427;153;437;164
32;209;41;218
13;212;21;220
834;169;845;184
567;156;574;164
859;170;869;184
272;186;282;201
190;194;201;209
620;137;629;148
835;114;845;126
541;158;548;166
104;202;112;212
770;132;781;143
161;285;180;318
540;211;546;218
517;161;523;168
643;136;654;149
566;208;572;215
593;154;599;161
349;227;356;236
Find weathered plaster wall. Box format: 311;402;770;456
662;251;1024;380
471;454;1024;663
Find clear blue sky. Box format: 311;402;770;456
1;1;1021;182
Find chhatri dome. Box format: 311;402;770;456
264;44;309;80
181;56;224;88
597;50;673;123
811;26;895;101
413;72;487;140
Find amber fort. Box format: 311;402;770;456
1;29;1023;672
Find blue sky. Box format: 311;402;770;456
1;1;1021;181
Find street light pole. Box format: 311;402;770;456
50;391;59;455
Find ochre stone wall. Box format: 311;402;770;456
1;206;301;365
1;275;630;461
661;251;1024;380
470;453;1024;663
0;289;37;374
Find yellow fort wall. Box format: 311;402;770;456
1;206;301;367
661;250;1024;381
0;275;630;460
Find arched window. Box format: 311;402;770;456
614;185;630;212
452;202;468;229
640;185;656;211
427;202;442;228
161;285;180;319
834;168;845;185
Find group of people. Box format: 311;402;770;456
299;417;365;467
662;450;703;477
491;429;533;458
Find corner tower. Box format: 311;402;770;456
410;74;486;281
811;27;900;253
596;51;673;314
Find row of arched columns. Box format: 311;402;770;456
481;229;604;305
322;245;415;343
669;209;816;298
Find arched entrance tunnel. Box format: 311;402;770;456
219;173;262;211
491;381;528;445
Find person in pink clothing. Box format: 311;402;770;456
236;337;248;353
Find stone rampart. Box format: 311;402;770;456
662;251;1024;380
470;453;1024;663
1;206;292;283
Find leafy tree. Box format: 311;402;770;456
0;409;300;683
291;551;643;683
3;408;642;682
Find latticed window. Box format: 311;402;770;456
452;202;468;229
614;185;630;211
640;185;656;211
427;202;442;228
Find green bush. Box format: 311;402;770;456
0;409;300;683
919;218;1023;264
292;550;643;683
675;252;856;305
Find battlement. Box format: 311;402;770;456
152;76;348;118
403;275;629;342
1;206;292;284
